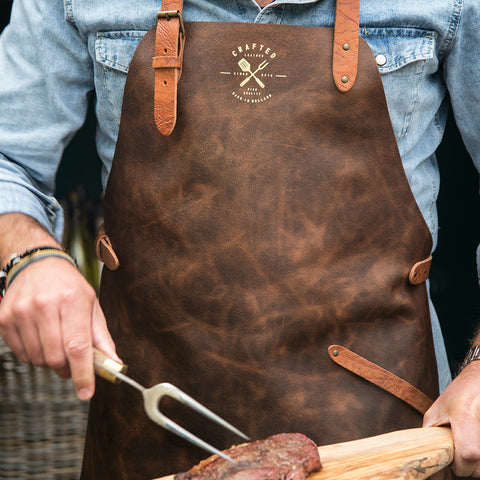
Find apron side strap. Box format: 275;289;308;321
409;255;433;285
328;345;434;415
95;227;120;271
153;0;185;136
332;0;361;92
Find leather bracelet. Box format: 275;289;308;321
459;344;480;373
0;247;77;300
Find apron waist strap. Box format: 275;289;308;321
328;345;434;415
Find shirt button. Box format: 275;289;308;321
375;54;387;66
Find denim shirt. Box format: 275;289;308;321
2;0;480;390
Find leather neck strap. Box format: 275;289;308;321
152;0;361;135
152;0;185;135
333;0;361;92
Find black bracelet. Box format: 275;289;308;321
0;247;77;300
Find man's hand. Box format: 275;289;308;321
0;212;119;401
424;361;480;478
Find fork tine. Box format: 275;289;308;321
154;383;250;440
176;386;249;439
143;383;250;463
155;412;237;463
93;349;249;461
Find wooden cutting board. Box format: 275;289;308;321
153;427;454;480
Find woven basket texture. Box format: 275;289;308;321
0;339;88;479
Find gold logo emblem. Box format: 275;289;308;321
220;42;287;104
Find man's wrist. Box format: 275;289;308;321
459;345;480;373
0;247;77;301
0;213;60;266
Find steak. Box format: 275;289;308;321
174;433;322;480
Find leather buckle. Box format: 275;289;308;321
156;10;186;38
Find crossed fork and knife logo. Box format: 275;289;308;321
238;58;270;88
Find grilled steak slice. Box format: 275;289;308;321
174;433;322;480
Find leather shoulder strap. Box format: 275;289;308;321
152;0;360;135
333;0;361;92
152;0;185;135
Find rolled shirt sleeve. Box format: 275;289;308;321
0;0;93;241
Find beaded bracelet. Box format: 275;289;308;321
0;247;77;300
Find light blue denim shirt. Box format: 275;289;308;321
2;0;480;390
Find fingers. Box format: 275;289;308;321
0;258;118;401
37;312;71;379
91;301;122;363
0;317;29;363
450;418;480;477
59;284;96;401
0;294;47;365
424;363;480;478
423;401;450;433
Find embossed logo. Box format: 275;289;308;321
220;42;287;104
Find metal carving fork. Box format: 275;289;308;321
93;348;250;463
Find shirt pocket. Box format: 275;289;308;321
94;30;147;131
361;27;437;141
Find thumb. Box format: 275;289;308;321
423;400;450;428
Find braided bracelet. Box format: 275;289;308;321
0;247;77;299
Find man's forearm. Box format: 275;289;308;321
0;211;119;401
0;212;61;267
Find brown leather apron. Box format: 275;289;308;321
82;1;439;478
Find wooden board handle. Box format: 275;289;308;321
153;427;453;480
313;427;453;480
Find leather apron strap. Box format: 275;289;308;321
333;0;361;91
153;0;185;135
153;0;361;135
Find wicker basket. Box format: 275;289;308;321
0;338;89;479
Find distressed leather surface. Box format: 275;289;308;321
82;22;437;480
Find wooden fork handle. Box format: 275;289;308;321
93;347;128;384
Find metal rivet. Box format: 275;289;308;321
341;75;348;84
342;43;350;51
332;349;339;357
375;54;387;66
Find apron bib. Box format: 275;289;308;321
82;2;438;478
